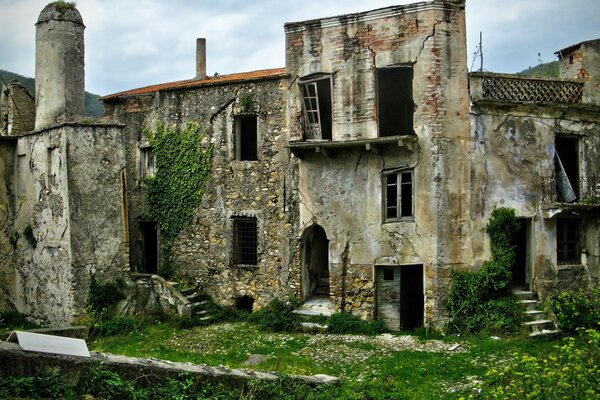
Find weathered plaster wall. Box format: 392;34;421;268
0;138;16;310
35;3;85;130
285;1;470;325
104;77;299;310
0;82;35;135
9;124;127;326
558;39;600;106
469;99;600;300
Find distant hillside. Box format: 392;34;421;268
517;61;559;78
0;69;104;117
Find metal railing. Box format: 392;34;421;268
541;175;600;205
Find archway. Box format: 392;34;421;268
301;224;329;300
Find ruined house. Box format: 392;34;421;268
0;0;598;330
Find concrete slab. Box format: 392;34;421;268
6;331;90;358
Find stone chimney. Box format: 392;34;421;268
196;38;207;79
35;2;85;130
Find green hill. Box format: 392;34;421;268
0;69;103;117
517;61;559;78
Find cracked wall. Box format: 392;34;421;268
285;1;470;326
5;124;128;326
103;77;300;310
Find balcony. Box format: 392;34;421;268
541;175;600;208
470;73;584;105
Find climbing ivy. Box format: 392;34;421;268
144;122;213;276
446;207;523;333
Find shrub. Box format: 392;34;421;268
446;208;523;334
0;311;39;332
76;364;148;400
250;297;300;332
0;371;73;399
89;275;126;312
470;328;600;399
92;315;146;338
547;287;600;332
328;312;387;335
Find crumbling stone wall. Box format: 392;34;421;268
0;82;35;136
469;84;600;300
8;124;128;326
285;1;470;326
558;39;600;106
103;77;300;310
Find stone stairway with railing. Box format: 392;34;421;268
513;289;560;337
169;282;213;322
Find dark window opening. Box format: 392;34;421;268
236;116;258;161
300;76;332;140
557;219;579;265
384;169;414;221
555;137;579;202
236;296;255;312
377;65;414;137
233;217;258;266
383;268;394;281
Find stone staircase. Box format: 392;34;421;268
513;289;560;337
170;282;213;322
293;296;334;332
313;276;331;296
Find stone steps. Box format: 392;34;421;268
513;289;560;337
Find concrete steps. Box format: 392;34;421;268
514;289;560;337
294;296;334;332
170;282;214;322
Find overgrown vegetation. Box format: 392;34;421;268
468;328;600;399
88;275;126;312
328;312;387;335
0;310;39;334
447;208;524;333
144;122;212;278
249;297;300;332
547;287;600;332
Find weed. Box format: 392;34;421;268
328;312;387;335
0;370;73;399
0;310;39;333
88;275;126;312
76;364;148;400
249;297;300;332
547;287;600;332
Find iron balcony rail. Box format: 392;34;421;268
541;175;600;205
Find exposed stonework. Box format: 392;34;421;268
0;82;35;135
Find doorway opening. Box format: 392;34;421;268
140;220;158;274
301;225;329;300
512;218;531;289
376;264;423;331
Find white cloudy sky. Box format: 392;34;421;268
1;0;599;96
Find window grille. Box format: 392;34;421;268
233;217;258;266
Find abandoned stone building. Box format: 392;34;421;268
1;0;599;330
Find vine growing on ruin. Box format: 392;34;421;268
144;122;213;276
446;207;523;333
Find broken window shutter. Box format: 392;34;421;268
555;151;576;202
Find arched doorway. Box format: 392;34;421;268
301;225;329;300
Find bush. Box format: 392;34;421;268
76;365;148;400
547;287;600;332
446;208;523;334
89;275;126;312
92;315;147;338
0;371;73;399
0;311;39;332
328;312;387;335
470;329;600;399
250;297;300;332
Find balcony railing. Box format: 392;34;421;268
470;73;584;105
542;175;600;205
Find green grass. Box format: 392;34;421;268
90;321;560;399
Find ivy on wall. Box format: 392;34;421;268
446;207;523;333
144;122;213;276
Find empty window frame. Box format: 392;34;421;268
140;146;155;178
557;219;579;265
384;169;414;221
554;136;580;202
299;75;332;140
236;115;258;161
232;217;258;266
377;65;414;137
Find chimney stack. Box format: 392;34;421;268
196;38;207;79
35;2;85;130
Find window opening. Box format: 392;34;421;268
236;115;258;161
140;146;155;179
554;137;579;202
233;217;258;266
377;65;414;137
300;75;332;140
384;169;414;221
557;219;579;265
